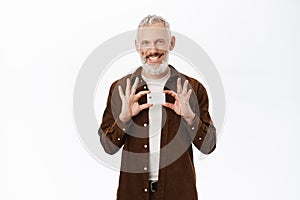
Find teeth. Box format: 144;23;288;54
149;56;159;61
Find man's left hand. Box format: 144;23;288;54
163;78;195;125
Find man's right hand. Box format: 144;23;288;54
118;77;152;123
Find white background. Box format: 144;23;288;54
1;0;299;200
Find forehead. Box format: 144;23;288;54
137;24;170;41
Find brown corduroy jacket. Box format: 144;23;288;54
98;65;216;200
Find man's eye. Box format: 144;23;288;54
156;40;164;44
141;41;149;46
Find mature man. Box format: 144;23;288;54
98;15;216;200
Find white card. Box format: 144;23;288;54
147;92;166;105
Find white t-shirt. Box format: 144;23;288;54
142;70;170;181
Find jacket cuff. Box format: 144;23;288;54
182;115;205;141
115;116;133;133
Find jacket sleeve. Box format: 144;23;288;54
184;83;217;154
98;81;132;155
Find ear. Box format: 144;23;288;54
169;36;176;51
135;40;139;52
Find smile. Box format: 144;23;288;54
146;53;164;62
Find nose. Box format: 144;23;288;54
148;42;157;50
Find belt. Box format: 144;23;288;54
149;180;158;192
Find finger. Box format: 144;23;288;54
139;103;153;111
162;103;175;110
163;90;179;101
133;90;150;101
118;85;125;100
187;88;192;99
177;78;182;94
125;78;130;97
163;90;177;98
182;80;189;94
131;77;139;95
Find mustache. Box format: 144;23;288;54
145;52;164;59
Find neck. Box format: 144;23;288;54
142;67;170;79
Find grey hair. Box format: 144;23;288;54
138;15;170;29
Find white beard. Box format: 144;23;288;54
141;54;169;76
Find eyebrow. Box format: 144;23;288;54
140;39;166;42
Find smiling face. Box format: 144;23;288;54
135;23;175;78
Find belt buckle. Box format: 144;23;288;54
150;181;158;192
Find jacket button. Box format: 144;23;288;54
144;188;148;192
143;123;147;127
191;126;195;130
144;144;148;148
144;167;148;171
198;137;202;141
144;86;147;89
122;127;126;131
117;138;121;141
